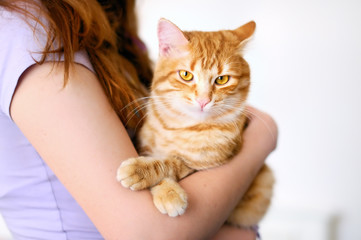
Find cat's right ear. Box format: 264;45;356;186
158;18;189;57
234;21;256;43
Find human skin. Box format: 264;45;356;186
11;62;277;240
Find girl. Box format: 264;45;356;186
0;1;277;239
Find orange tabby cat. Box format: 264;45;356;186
117;19;274;228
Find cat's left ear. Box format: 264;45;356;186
234;21;256;46
158;18;189;57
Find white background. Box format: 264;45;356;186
1;0;361;239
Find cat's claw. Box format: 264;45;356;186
116;157;153;191
151;178;188;217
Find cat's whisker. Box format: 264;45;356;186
125;102;148;119
123;95;175;119
215;99;247;114
134;112;150;133
124;98;158;122
119;96;150;113
120;93;175;116
124;103;151;127
241;108;277;141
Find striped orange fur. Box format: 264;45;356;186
117;19;274;226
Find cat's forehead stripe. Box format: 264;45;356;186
152;70;177;87
189;59;197;72
188;33;242;74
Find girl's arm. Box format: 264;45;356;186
11;63;277;240
211;225;257;240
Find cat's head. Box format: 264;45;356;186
151;19;255;124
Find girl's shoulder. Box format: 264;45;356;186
0;6;48;117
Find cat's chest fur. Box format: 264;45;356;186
138;109;246;170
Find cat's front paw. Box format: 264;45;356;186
151;178;188;217
116;157;159;190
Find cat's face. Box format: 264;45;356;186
151;19;255;123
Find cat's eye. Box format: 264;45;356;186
215;75;230;85
179;70;194;81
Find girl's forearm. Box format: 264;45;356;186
176;141;266;239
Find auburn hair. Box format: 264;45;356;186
0;0;153;129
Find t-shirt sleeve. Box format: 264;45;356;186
0;8;94;119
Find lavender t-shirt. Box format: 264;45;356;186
0;7;103;240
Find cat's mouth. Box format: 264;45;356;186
184;103;215;120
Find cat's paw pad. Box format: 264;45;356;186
116;157;152;190
151;180;188;217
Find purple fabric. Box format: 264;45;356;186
0;6;102;240
251;225;261;240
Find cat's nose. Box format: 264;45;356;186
196;98;210;111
